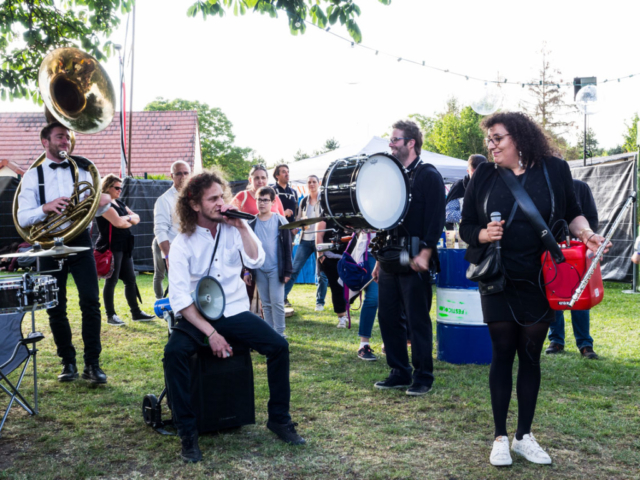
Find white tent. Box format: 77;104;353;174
270;136;468;185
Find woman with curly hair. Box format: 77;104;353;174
460;112;609;467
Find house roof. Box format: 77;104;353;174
0;159;25;176
0;111;200;177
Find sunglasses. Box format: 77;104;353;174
113;186;122;191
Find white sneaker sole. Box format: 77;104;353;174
512;449;552;464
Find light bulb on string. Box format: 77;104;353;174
470;82;503;116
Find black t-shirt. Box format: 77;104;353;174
96;199;134;253
274;184;298;222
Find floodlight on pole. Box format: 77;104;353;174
574;77;598;166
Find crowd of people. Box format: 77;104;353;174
15;114;628;467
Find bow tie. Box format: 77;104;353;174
50;162;70;170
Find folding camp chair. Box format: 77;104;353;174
0;310;45;437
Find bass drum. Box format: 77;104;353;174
320;153;410;231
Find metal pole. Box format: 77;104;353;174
583;113;587;167
127;3;136;177
622;155;639;294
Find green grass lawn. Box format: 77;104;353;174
1;275;639;479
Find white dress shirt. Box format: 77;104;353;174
17;155;109;230
169;223;265;318
153;185;180;244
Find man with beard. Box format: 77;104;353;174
164;170;305;463
372;120;446;396
17;122;112;384
273;164;298;224
152;160;191;299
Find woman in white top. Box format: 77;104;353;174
283;175;328;309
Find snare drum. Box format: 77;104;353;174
0;275;58;314
320;153;410;231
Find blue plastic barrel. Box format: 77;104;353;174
436;248;492;365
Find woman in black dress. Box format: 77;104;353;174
97;174;153;326
460;112;609;467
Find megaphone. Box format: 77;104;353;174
154;276;226;321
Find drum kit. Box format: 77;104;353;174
0;238;91;316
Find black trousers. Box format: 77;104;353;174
103;250;141;317
40;230;102;366
378;268;434;386
318;257;346;314
163;310;291;437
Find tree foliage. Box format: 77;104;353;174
144;97;254;180
412;98;485;160
186;0;391;44
312;137;340;156
293;149;310;162
520;44;577;137
622;113;639;153
0;0;133;102
1;0;389;104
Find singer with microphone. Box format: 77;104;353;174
164;170;305;463
460;112;610;468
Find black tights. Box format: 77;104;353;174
487;321;549;439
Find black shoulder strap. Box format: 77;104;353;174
207;228;222;275
36;165;46;206
497;166;564;264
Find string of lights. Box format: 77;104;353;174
308;21;640;89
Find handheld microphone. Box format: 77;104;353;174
221;210;256;221
490;212;501;249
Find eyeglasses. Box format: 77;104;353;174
257;198;272;203
485;134;510;147
389;137;408;144
172;171;190;177
113;186;122;191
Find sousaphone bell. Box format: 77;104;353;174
12;47;116;249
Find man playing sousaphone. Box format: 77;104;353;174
17;121;112;384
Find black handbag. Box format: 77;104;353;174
465;170;529;295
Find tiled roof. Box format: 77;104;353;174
0;111;199;177
0;159;25;175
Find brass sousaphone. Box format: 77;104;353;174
12;48;116;248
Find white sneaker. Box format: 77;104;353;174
337;316;348;328
490;436;512;466
511;433;552;464
315;304;324;312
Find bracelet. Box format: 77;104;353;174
578;228;594;239
243;272;251;277
208;329;216;339
164;255;169;260
128;215;131;222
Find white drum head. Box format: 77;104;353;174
355;154;408;229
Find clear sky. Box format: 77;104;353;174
3;0;638;164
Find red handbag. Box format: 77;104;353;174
541;241;604;310
94;224;114;279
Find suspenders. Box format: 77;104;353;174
36;162;77;206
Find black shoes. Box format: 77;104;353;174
406;384;432;396
132;311;154;321
181;433;203;463
58;363;79;382
267;420;306;445
82;364;108;384
374;376;412;390
581;346;599;359
357;344;378;361
545;342;564;354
